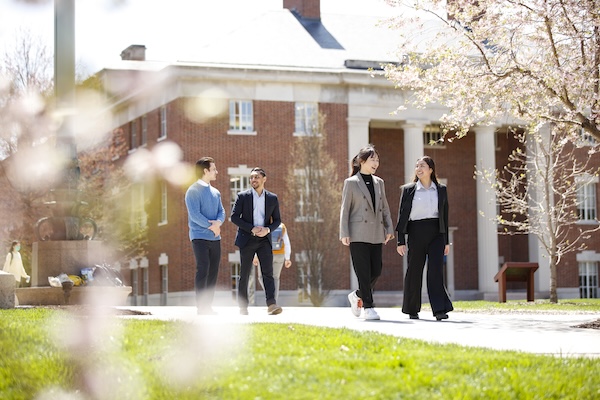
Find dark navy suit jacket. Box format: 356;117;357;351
231;189;281;249
395;182;449;245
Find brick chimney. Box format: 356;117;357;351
284;0;320;20
120;44;146;61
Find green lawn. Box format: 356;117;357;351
0;302;599;399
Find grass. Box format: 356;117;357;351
443;298;600;313
0;302;599;399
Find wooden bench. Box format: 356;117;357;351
493;262;539;303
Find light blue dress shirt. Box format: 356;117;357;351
252;188;266;227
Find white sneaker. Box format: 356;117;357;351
363;308;380;320
347;291;362;317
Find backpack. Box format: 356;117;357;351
271;226;284;251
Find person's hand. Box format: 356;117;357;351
384;233;395;244
397;245;406;256
255;227;270;237
284;260;292;268
444;244;450;256
341;237;350;246
208;220;221;237
252;256;259;266
25;276;30;283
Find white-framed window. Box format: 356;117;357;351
129;119;138;151
576;175;598;222
160;263;168;306
578;128;597;147
294;169;323;222
231;262;241;301
423;124;445;148
579;261;598;298
228;251;242;301
228;165;252;210
159;106;167;140
130;184;147;231
228;100;255;134
112;128;125;161
141;114;148;146
294;102;319;136
159;181;168;225
296;250;324;302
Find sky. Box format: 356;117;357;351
0;0;401;75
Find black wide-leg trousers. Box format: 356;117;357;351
349;242;383;308
402;218;453;316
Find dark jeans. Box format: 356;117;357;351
238;236;276;308
402;218;453;315
349;242;383;308
192;239;221;308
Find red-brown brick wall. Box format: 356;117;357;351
120;98;351;296
371;127;532;291
116;98;600;297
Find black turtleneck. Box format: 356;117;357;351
360;173;376;210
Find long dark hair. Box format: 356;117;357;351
350;144;379;176
412;156;439;185
9;241;19;263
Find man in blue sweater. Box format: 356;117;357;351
185;157;226;315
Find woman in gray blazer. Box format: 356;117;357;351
340;145;395;320
396;156;453;321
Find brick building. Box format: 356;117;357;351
95;0;599;306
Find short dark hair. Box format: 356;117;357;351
195;157;214;178
250;167;266;177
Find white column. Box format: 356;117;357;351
346;117;370;290
54;0;77;160
475;126;500;297
446;228;457;297
402;122;426;295
527;125;551;296
347;117;370;167
402;122;426;183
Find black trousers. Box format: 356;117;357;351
238;236;276;308
192;239;221;308
349;242;383;308
402;219;453;315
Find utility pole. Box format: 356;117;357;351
54;0;79;189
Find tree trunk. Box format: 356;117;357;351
549;255;558;303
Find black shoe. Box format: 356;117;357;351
409;314;419;320
435;313;449;321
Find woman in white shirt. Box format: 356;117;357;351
396;156;453;321
3;241;30;286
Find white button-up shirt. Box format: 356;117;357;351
409;181;439;221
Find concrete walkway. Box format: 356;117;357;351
118;306;600;358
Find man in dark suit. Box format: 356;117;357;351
231;167;283;315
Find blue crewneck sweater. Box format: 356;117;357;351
185;181;226;241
